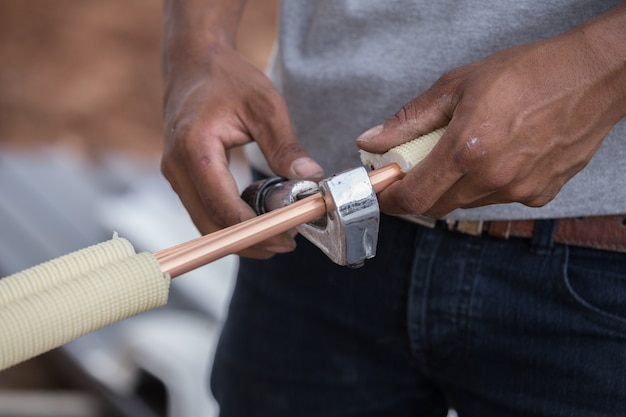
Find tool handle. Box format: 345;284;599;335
359;127;447;173
240;177;287;215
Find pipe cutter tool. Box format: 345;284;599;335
242;167;380;268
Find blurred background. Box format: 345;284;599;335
0;1;278;416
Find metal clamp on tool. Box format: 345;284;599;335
242;167;380;268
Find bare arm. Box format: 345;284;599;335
357;2;626;218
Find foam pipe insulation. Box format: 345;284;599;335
0;238;169;370
359;126;447;172
0;236;136;307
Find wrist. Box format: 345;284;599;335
163;0;245;76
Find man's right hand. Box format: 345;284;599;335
161;1;323;259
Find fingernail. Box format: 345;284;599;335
291;157;325;179
356;124;384;143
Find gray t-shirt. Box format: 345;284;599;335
268;0;625;220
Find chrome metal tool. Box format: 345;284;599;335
242;167;380;268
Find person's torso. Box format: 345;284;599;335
268;0;625;219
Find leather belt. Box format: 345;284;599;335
445;214;626;253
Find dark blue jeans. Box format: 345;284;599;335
211;214;626;416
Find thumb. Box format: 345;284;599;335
258;136;325;180
247;96;325;181
356;90;452;154
288;154;326;180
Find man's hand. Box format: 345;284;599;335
162;9;323;258
357;3;626;218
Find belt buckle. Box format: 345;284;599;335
447;220;484;236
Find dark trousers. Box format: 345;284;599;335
211;214;626;416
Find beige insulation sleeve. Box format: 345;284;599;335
360;127;447;172
0;252;170;371
0;237;136;307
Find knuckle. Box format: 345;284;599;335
160;157;173;180
524;196;551;208
160;142;184;183
396;190;430;216
472;156;520;193
433;65;467;93
425;207;450;219
274;142;305;159
245;86;286;122
445;130;493;178
503;182;548;206
164;119;192;155
509;187;537;204
523;184;562;208
265;140;308;176
436;68;461;88
486;169;516;192
385;103;418;131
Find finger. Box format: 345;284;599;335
188;140;251;224
161;157;223;234
192;139;298;255
375;127;465;216
163;135;297;259
164;158;291;259
244;89;325;180
356;76;460;154
422;178;493;218
422;159;572;218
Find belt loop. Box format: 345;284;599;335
530;219;557;254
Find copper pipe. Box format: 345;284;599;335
156;163;404;278
156;194;326;278
368;163;404;193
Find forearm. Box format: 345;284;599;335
575;1;626;121
162;0;247;78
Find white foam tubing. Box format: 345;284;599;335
0;252;169;371
0;237;136;307
359;127;447;172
